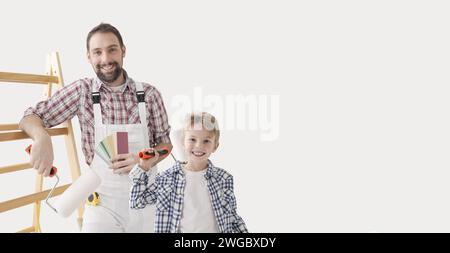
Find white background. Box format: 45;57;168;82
1;0;450;232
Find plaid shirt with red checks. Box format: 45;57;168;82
22;70;171;165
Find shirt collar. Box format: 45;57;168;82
175;159;215;179
93;69;133;93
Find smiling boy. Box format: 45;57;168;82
129;112;248;233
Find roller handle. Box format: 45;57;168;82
25;144;58;177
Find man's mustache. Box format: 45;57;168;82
96;62;118;69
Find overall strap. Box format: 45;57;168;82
92;89;102;126
135;82;150;147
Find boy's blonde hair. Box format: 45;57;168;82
183;112;220;143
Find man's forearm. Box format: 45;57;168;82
19;115;49;141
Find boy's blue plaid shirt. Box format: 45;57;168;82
129;160;248;233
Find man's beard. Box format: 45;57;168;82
95;61;123;84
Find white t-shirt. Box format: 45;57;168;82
179;168;220;233
109;83;126;92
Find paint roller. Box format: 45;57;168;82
25;144;101;217
53;168;101;217
25;145;59;212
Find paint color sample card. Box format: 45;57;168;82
116;132;128;154
94;132;128;165
104;134;115;157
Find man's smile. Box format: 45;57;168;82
99;63;116;73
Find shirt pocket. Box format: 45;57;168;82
126;100;140;124
156;184;173;211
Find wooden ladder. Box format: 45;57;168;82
0;52;83;232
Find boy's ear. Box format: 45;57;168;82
213;142;219;153
180;134;185;147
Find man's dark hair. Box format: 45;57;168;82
86;23;124;51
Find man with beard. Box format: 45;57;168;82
19;23;172;232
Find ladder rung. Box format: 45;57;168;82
17;226;36;233
0;124;19;131
0;184;71;213
0;71;59;85
0;163;32;174
0;127;68;142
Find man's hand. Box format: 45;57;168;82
30;133;55;177
19;115;55;177
110;153;140;175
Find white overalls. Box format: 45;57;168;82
81;82;155;233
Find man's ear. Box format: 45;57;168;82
87;51;91;62
122;45;126;58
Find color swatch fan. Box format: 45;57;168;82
94;132;129;165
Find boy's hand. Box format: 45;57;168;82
138;148;159;171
